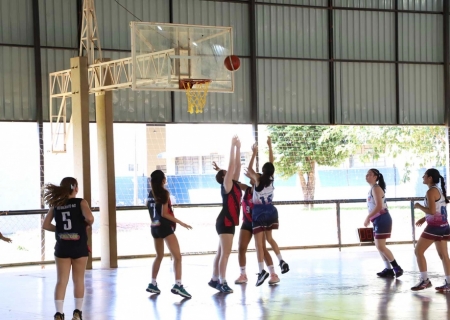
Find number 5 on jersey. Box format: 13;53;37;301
62;211;72;230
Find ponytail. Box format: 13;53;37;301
43;177;78;207
150;170;169;204
260;162;275;188
440;175;449;204
370;168;386;193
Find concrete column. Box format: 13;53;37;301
70;56;92;269
95;58;118;268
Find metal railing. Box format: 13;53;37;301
0;197;425;267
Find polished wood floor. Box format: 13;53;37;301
1;245;450;319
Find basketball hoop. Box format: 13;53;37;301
179;79;212;114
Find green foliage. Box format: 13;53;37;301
326;126;447;167
267;125;352;177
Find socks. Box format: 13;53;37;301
446;275;450;283
420;271;428;280
390;259;399;268
276;254;283;263
219;277;226;284
74;298;83;311
258;262;264;273
268;265;275;274
55;300;64;313
384;260;391;269
240;266;246;275
152;278;157;286
176;279;182;286
212;274;219;281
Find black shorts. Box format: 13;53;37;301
54;243;89;259
151;225;174;239
215;219;236;235
240;221;253;233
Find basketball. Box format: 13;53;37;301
224;55;240;72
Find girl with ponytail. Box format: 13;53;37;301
42;177;94;320
411;168;450;292
364;169;403;278
146;169;192;299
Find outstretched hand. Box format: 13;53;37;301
251;143;258;154
212;161;220;172
231;135;239;146
267;136;272;146
181;222;193;230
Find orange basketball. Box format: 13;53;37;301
224;55;240;72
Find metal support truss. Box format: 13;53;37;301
79;0;102;65
49;50;176;152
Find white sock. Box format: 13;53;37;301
152;278;157;286
212;274;219;281
74;298;83;311
258;262;264;273
55;300;64;313
420;271;428;280
219;277;226;284
384;260;391;269
268;265;275;274
445;275;450;283
276;254;283;262
176;279;182;286
240;266;246;275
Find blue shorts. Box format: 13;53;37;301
421;224;450;241
372;213;392;239
252;204;279;234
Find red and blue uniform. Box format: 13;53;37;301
216;180;242;235
241;186;253;233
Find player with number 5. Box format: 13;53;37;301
42;177;94;320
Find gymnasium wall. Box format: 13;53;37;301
0;0;447;124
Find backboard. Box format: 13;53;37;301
130;22;234;93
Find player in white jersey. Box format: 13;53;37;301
364;169;403;278
246;137;289;286
411;168;450;292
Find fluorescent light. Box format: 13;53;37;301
157;26;162;31
192;42;198;46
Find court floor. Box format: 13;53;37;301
0;244;449;320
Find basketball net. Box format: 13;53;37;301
181;80;212;114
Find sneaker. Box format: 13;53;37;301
72;309;82;320
377;268;395;278
393;266;403;278
146;283;161;294
54;312;65;320
208;279;220;291
411;278;432;291
171;284;192;299
216;281;233;293
256;269;269;286
235;274;248;284
268;273;280;285
435;280;450;292
280;260;290;274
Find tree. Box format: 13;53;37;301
267;126;352;208
268;125;447;206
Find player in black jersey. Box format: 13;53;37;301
146;170;193;299
42;177;94;320
208;135;242;294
